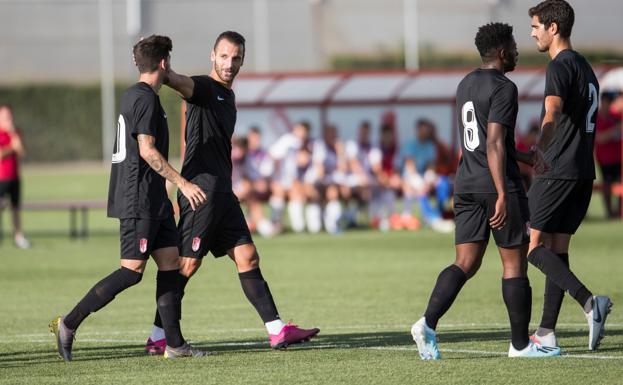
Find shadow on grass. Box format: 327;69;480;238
0;344;146;368
2;328;621;367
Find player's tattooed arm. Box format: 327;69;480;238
137;134;207;210
164;68;195;100
486;122;507;230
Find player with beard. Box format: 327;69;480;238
410;23;561;360
144;31;319;354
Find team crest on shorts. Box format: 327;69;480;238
192;237;201;252
139;238;148;254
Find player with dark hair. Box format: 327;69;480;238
525;0;612;351
50;35;208;361
410;22;561;360
143;31;319;354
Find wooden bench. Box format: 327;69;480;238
0;200;107;241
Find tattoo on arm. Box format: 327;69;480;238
138;134;182;185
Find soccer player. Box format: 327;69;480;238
410;23;561;360
145;31;319;354
49;35;208;360
525;0;612;351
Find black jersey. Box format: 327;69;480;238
454;68;523;194
107;82;172;219
181;75;237;192
538;49;598;180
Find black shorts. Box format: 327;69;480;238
528;179;593;234
454;192;530;248
119;216;179;260
0;179;20;208
178;191;253;259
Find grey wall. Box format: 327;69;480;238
1;0;621;84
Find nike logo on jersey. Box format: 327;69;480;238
163;113;167;119
217;95;225;101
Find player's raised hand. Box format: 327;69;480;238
490;196;507;230
179;180;207;211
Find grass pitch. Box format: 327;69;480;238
0;165;621;384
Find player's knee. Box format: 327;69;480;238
234;244;259;270
454;259;481;279
179;257;201;278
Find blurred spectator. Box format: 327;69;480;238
376;121;402;230
400;119;454;233
344;121;383;227
304;124;348;234
0;105;30;248
516;119;540;191
268;121;313;233
232;129;275;237
595;92;622;218
430;121;457;216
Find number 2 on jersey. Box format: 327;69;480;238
586;83;598;133
112;114;126;163
461;101;480;151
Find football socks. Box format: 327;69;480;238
154;273;190;329
502;277;531;351
63;267;143;330
238;268;280;323
423;264;467;330
156;269;184;348
528;246;592;309
539;252;569;330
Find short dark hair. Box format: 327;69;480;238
416;118;435;129
133;35;172;73
529;0;574;39
474;22;514;59
249;126;261;134
214;31;246;55
297;121;311;133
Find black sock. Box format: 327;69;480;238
156;270;184;348
528;246;592;308
539;253;569;330
154;274;189;329
423;265;467;330
238;268;280;324
64;267;143;330
502;277;531;351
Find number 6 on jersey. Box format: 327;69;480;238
461;101;480;151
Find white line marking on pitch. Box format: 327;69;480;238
4;338;621;361
6;322;622;341
364;346;623;360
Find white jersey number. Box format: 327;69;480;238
461;101;480;152
586;82;598;133
111;114;127;163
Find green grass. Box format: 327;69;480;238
0;164;621;384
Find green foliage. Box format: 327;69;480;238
331;49;622;71
0;85;183;162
